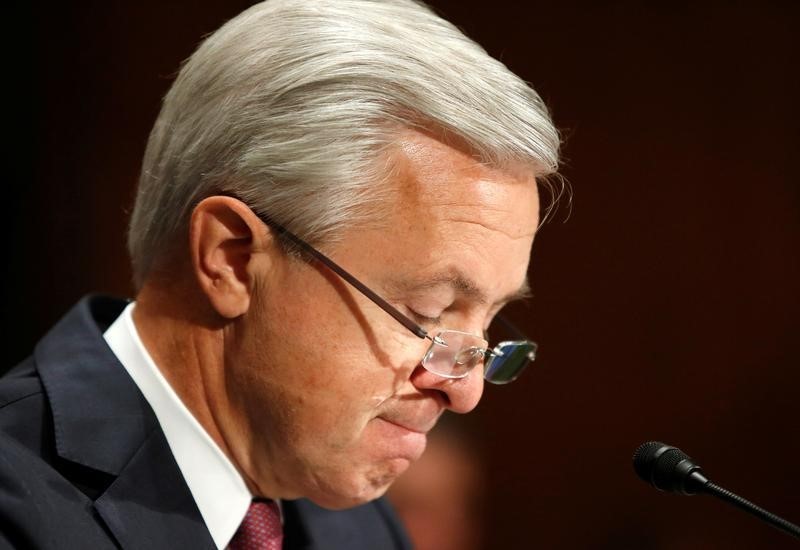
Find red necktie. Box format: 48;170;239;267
228;499;283;550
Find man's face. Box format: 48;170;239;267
225;130;540;508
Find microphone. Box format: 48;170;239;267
633;441;800;540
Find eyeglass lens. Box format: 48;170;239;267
422;330;536;384
422;330;485;379
484;341;537;384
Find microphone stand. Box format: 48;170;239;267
701;482;800;539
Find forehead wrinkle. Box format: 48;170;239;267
445;216;537;241
428;187;539;241
430;199;539;230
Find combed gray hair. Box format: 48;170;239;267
128;0;562;287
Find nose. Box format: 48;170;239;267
409;363;485;414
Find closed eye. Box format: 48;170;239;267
408;309;443;327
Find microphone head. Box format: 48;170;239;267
633;441;709;495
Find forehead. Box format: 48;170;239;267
388;130;539;240
333;129;540;305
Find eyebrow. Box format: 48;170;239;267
389;269;532;308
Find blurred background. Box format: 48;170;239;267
7;1;798;548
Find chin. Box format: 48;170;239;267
307;457;412;510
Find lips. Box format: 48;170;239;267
377;411;441;435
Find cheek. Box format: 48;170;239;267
267;269;419;402
237;294;401;449
235;263;426;503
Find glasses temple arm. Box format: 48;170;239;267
259;216;430;341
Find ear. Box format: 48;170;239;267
189;196;274;319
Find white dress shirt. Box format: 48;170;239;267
104;302;252;549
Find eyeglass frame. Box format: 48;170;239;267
249;207;537;384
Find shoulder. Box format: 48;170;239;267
0;429;117;550
0;355;119;549
0;357;43;407
0;358;49;456
0;358;48;476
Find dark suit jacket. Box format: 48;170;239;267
0;296;412;549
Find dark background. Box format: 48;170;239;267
8;2;798;548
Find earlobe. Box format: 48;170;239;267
190;196;271;319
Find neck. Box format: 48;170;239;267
132;278;259;494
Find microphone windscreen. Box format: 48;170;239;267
633;441;668;484
633;441;696;493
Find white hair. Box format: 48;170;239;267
128;0;562;287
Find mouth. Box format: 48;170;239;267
376;412;440;435
369;403;443;462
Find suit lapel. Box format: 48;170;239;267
94;427;215;550
34;295;153;474
34;296;215;550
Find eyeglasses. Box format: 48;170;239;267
253;210;537;384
